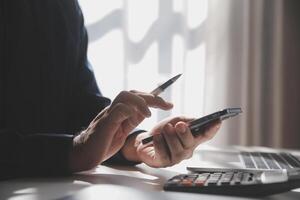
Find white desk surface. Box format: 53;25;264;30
1;146;300;200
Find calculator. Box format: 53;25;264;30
164;169;300;196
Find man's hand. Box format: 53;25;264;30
122;117;221;168
69;90;173;172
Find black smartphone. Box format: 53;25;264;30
141;107;242;145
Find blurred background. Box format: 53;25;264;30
78;0;300;149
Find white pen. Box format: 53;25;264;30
142;74;182;145
150;74;182;96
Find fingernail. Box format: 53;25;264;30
165;123;173;132
178;123;186;133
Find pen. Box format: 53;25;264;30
150;74;182;96
142;74;182;145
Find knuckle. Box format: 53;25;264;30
136;96;147;107
129;92;146;105
114;102;126;109
129;117;139;127
149;93;156;99
140;96;147;104
113;104;131;117
155;96;165;103
129;89;138;93
120;90;130;97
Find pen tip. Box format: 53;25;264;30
172;73;182;81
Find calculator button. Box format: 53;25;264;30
220;173;233;185
207;179;219;185
210;173;221;179
232;172;243;184
186;174;198;178
169;179;181;183
194;180;205;186
181;179;193;186
241;173;250;181
212;173;222;177
164;171;292;196
206;174;220;185
196;175;209;182
224;172;234;177
194;174;209;186
241;173;255;184
173;175;184;180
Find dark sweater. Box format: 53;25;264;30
0;0;134;179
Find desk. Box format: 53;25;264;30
1;146;300;200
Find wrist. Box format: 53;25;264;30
121;130;146;163
69;132;97;173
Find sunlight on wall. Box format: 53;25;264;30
88;30;124;98
187;0;207;28
127;0;159;42
79;0;207;129
183;44;206;118
79;0;122;25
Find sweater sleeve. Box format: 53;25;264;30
0;129;74;180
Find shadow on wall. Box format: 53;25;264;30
82;0;300;148
84;0;207;122
86;0;205;65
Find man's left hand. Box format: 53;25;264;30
121;117;221;168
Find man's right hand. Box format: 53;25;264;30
69;90;173;172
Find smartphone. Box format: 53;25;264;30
141;107;242;145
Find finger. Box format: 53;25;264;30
162;123;184;163
113;91;151;117
101;103;134;133
195;121;221;144
130;90;173;110
174;122;195;149
92;106;109;122
122;113;144;134
135;112;145;124
168;116;195;126
142;94;173;110
203;121;221;140
87;104;134;157
153;134;171;167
